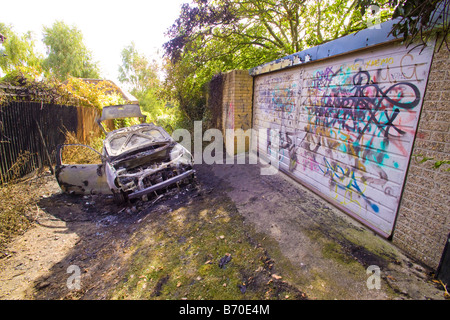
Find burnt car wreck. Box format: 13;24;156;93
55;104;195;204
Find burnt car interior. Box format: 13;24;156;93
55;104;195;204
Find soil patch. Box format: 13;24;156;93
0;157;447;300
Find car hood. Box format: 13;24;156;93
103;123;173;158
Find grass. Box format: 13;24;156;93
108;193;306;300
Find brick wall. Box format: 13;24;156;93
221;70;253;154
211;44;449;271
393;45;450;270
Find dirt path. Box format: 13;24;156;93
0;158;446;300
208;155;445;299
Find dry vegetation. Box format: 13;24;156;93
60;131;104;165
0;130;102;257
0;172;53;258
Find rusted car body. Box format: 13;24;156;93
55;104;194;203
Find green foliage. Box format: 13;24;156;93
357;0;449;50
118;42;160;94
415;154;450;171
163;0;394;122
42;21;100;81
118;43;186;133
0;23;43;77
1;20;101;82
140;93;187;134
0;71;125;111
0;20;125;112
0;70;80;106
62;77;125;109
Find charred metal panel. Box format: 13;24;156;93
252;41;435;237
99;104;145;122
55;120;194;202
55;164;112;195
54;144;111;195
103;124;172;158
97;104;146;134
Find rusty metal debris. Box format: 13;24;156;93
55;104;195;204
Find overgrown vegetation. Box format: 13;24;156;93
0;128;105;256
2;1;446;133
0;172;52;258
358;0;450;50
0;20;182;133
60;131;104;165
162;0;360;124
0;71;128;109
42;21;100;81
162;0;448;125
118;42;188;134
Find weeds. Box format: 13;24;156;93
0;129;104;257
60;131;104;164
3;151;33;182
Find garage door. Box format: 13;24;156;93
252;41;435;237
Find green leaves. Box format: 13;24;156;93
42;21;100;81
162;0;394;122
0;23;43;77
357;0;449;50
0;21;100;82
414;154;450;171
118;42;160;96
117;43;184;132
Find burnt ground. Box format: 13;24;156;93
0;155;447;300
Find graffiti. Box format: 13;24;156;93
309;69;420;140
237;113;251;130
225;102;235;130
266;127;298;172
302;68;421;168
321;157;379;213
253;42;434;236
300;67;422;213
271;83;297;114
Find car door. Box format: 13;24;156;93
55;144;112;195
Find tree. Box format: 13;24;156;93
118;42;160;96
118;43;183;132
357;0;449;50
42;21;100;81
0;23;43;77
164;0;391;64
163;0;392;121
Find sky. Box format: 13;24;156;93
0;0;188;84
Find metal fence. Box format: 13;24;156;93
0;101;79;184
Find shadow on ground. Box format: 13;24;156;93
0;156;446;300
29;163;307;300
